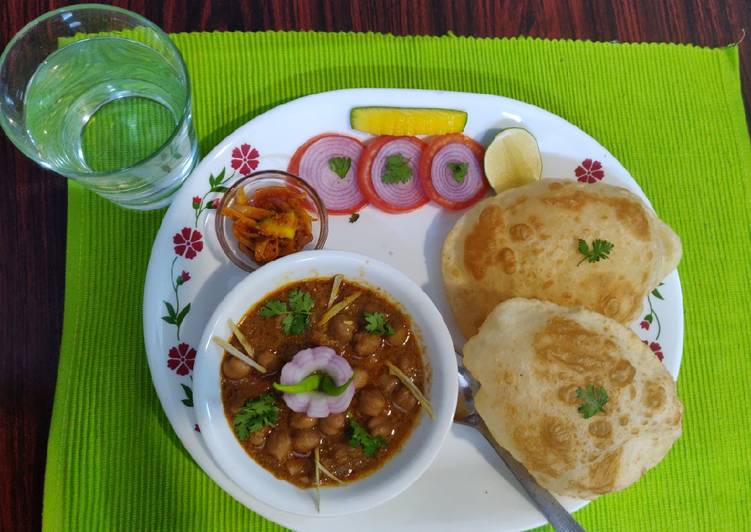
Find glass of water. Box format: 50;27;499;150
0;4;198;209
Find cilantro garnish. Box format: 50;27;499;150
233;394;279;440
447;161;468;183
328;156;352;179
348;419;386;457
381;154;412;184
577;239;614;266
259;288;315;335
575;385;609;418
363;311;395;336
259;299;286;317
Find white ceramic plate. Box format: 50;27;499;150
143;88;683;531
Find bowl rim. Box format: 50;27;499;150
214;170;328;272
193;250;458;516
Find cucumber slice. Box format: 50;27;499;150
350;106;467;135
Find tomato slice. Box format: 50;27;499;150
356;136;428;214
418;133;488;210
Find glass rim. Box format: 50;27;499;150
0;3;193;180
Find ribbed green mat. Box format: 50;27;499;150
43;32;751;531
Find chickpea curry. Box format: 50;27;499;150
219;276;430;489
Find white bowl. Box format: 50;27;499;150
194;250;458;517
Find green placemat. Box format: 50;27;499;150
43;32;751;531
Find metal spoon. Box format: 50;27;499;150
453;353;586;532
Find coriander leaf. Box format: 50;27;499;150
381;154;412;184
576;238;614;266
575;385;609;419
349;213;360;223
280;313;295;335
286;313;309;335
447;161;468;183
577;239;590;255
363;311;395;336
259;299;287;317
288;289;314;314
233;394;279;440
348;419;386;457
261;289;314;335
328;156;352;179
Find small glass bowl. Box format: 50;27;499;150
215;170;328;272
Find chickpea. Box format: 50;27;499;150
354;332;382;357
289;412;317;430
257;349;282;373
247;427;270;447
386;324;409;347
333;445;349;465
227;393;248;415
358;387;386;417
285;458;309;477
333;443;357;466
329;314;357;343
393;385;417;411
292;428;322;454
222;356;251;379
320;413;346;436
397;353;418;378
352;367;369;389
367;414;390;432
266;428;292;462
377;373;399;395
369;421;393;439
368;414;394;439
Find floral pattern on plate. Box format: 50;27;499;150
162;143;261;411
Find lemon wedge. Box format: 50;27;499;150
483;128;542;194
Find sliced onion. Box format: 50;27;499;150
289;134;366;214
430;143;485;203
370;138;426;208
279;346;355;417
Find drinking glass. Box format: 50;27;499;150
0;4;198;209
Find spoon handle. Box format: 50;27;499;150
475;419;586;532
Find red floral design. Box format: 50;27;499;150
173;227;204;259
640;320;650;330
575;159;605;183
208;198;221;209
231;143;260;175
642;340;664;361
192;196;201;209
180;271;191;283
167;343;196;375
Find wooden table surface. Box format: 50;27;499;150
1;1;749;530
